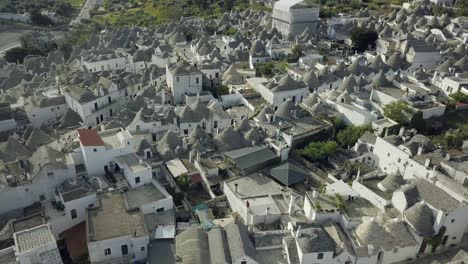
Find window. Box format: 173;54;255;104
108;96;111;104
387;153;390;157
398;158;401;163
241;261;247;264
152;134;157;141
184;129;189;135
196;77;199;84
141;247;145;252
47;172;54;177
135;177;140;184
71;209;77;219
121;245;128;255
215;72;219;78
93;148;97;152
156;207;164;212
94;103;98;111
317;253;324;259
214;121;218;128
104;248;111;255
451;219;455;223
176;77;180;82
51;108;54;111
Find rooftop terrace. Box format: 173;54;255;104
88;192;147;241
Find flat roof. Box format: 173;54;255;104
124;184;168;211
88;192;147;241
58;177;95;202
12;214;43;233
148;239;175;264
225;173;284;198
115;153;150;173
14;224;55;253
344;197;380;219
225;145;277;170
77;129;105;147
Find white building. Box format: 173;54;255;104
166;62;203;104
81;52;128;73
247;76;310;109
405;46;442;70
0;145;76;215
224;174;292;225
24;95;68;128
272;0;320;36
62;77;135;127
123;180;173;215
13;224;63;264
46;177;97;236
78;128;134;177
87;192;149;263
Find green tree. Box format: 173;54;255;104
223;0;235;11
336;125;373;148
449;91;468;103
289;44;304;61
299;140;339;162
343;160;366;176
30;9;54;26
409;111;426;132
256;62;275;78
55;2;74;17
225;26;238;36
351;26;378;52
4;47;40;63
177;173;190;190
335;194;345;210
383;101;414;124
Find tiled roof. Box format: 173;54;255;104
77;129;105;146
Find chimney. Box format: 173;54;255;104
288;195;295;216
367;244;375;256
424;158;431;168
234;183;238;193
161;90;166;104
189;149;194;163
398;127;405;137
417;144;423;156
265;207;270;215
296;225;302;238
312;190;318;198
445;153;451;161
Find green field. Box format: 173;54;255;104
92;0;269;27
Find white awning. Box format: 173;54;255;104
155;225;175;239
165;158;188;178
